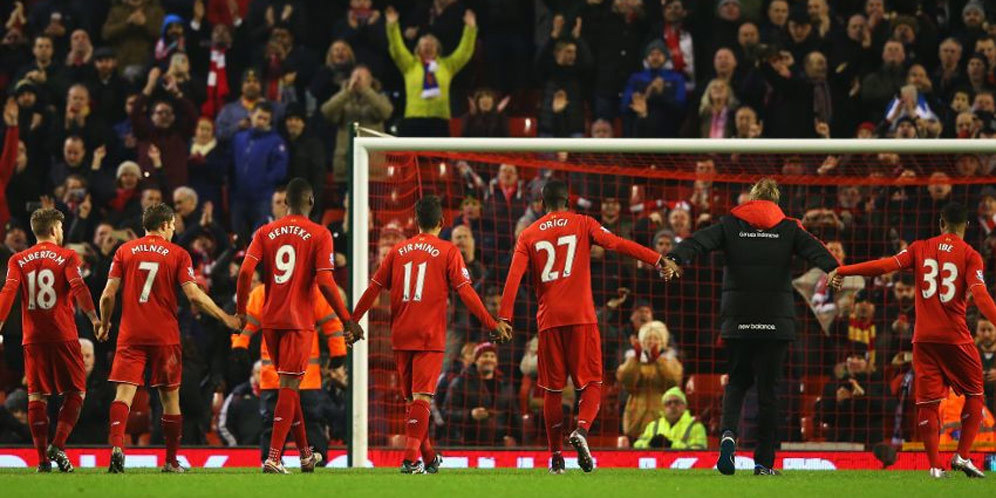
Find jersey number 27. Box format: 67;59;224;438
535;235;578;283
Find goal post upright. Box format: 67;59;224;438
349;126;370;468
347;136;996;468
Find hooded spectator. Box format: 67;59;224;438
622;39;687;138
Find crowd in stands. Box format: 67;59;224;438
1;0;996;455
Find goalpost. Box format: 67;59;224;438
348;132;996;467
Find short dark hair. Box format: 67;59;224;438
142;203;175;231
941;202;968;227
30;208;64;238
542;180;569;210
254;101;274;115
285;177;313;212
415;196;443;230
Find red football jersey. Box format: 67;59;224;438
246;214;335;330
500;211;661;331
109;234;197;346
5;242;84;344
371;234;473;351
894;234;986;345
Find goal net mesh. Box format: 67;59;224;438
360;147;996;451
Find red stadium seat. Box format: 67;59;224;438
508;117;537;137
126;388;151;446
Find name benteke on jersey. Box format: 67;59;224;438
17;250;66;267
398;241;441;257
266;225;313;241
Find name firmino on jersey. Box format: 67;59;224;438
18;250;65;267
398;242;440;257
267;225;313;240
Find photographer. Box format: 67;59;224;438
816;350;887;444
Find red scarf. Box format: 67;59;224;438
201;48;230;119
663;25;685;73
108;188;138;212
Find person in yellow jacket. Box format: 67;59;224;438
633;387;708;450
940;388;996;446
231;281;346;463
385;5;477;137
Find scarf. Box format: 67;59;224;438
201;48;230;119
663;25;685;73
190;139;217;157
813;80;832;124
108;187;138;212
980;212;996;236
265;54;283;101
421;59;440;99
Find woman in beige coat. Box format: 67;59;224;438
616;320;684;439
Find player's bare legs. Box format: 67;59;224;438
107;383;137;473
401;393;435;474
951;394;986;478
158;387;185;473
917;401;946;478
543;388;565;474
26;393;50;472
47;389;85;472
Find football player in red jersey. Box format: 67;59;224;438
351;196;512;474
98;203;240;474
0;208;98;472
830;203;996;479
236;178;362;474
499;180;666;474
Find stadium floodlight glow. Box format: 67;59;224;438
349;130;996;467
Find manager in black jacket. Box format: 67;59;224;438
662;178;838;476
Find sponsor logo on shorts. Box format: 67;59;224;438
738;323;777;331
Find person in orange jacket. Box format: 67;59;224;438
940;388;996;446
231;277;346;463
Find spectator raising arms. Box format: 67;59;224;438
386;6;476;137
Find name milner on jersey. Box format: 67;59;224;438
18;250;65;267
267;225;313;240
131;244;170;256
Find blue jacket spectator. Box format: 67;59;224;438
229;103;287;239
622;40;687;138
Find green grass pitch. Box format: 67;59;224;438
1;468;995;498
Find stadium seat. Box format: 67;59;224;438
508;117;537;138
449;117;463;137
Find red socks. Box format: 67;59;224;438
161;414;182;466
577;383;602;432
420;434;437;464
268;388;298;462
543;391;564;455
918;402;942;469
27;400;48;463
52;392;83;450
108;400;130;449
958;395;985;458
404;399;430;462
291;398;312;459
